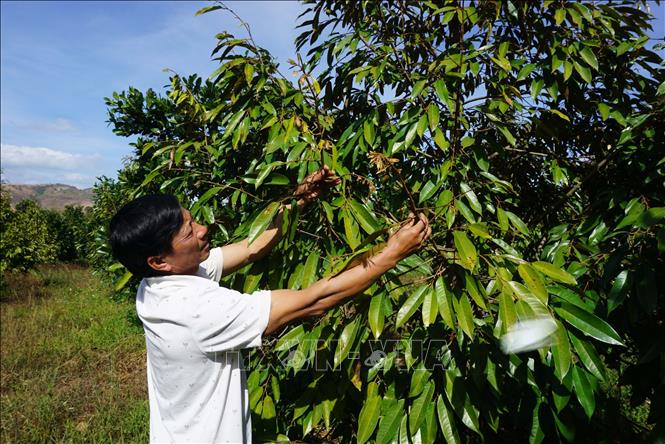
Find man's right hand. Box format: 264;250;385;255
384;213;431;262
264;212;431;335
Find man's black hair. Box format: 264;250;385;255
109;194;183;278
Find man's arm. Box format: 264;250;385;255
220;166;339;276
264;213;431;335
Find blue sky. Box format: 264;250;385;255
1;1;663;189
1;1;305;188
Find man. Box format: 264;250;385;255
109;166;430;443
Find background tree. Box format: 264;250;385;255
0;197;58;272
96;1;664;442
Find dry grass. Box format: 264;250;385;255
1;265;148;443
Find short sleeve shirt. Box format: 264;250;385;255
136;247;271;443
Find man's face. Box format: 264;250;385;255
160;208;210;275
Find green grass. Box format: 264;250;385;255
1;265;148;443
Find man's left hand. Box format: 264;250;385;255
294;165;340;206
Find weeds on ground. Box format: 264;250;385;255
1;264;148;443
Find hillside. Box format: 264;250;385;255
1;183;93;210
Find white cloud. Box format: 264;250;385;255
1;144;100;170
0;145;100;188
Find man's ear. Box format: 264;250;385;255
147;255;172;273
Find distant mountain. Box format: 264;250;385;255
1;183;93;210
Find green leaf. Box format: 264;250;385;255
657;80;665;96
427;103;440;131
437;395;461;444
570;333;607;381
435;189;454;215
195;5;222;15
616;201;645;229
491;238;522;258
453;231;478;271
518;264;548;305
334;317;360;367
411;80;427;98
368;293;385;339
363;121;376;146
435;278;456;330
343;209;361;249
271;376;281;403
563;60;573;81
529;400;545;444
248;202;280;245
422;284;438;327
497;125;517;146
455;199;476;223
419;181;441;204
261;395;276;419
498;290;517;333
579;47;598;71
275;325;305;351
409;365;431;398
597;103;611;120
637;207;665;228
497;207;509;231
301;251;320;288
409;382;434;433
421;402;437;444
505;210;529;235
460;182;482;214
573;61;592;83
416;114;428;137
348;199;381;234
517;63;536;80
434;79;450;107
465;274;487;310
551;321;572;381
554;302;624;345
532;261;577;285
607;270;629;314
376;399;405;444
244;63;254;84
357;389;382;444
434;128;450;150
491;56;511;72
572;366;595;419
547;109;571;122
530;78;544;100
444;371;481;435
114;270;133;291
405;122;419;149
454;294;475;339
554;8;566;25
195;186;223;207
396;285;428;328
468;223;491;239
